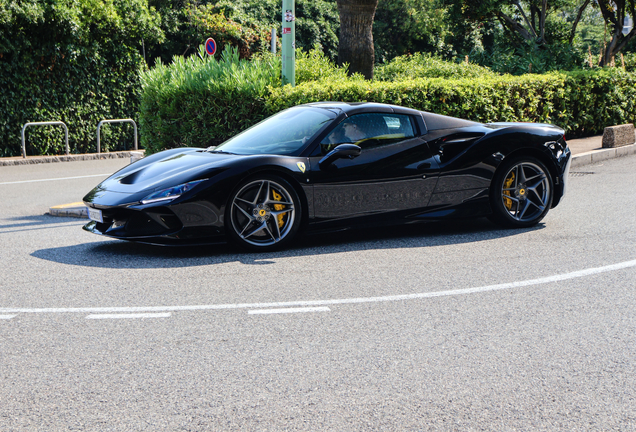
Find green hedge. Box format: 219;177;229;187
139;47;280;154
0;0;162;157
140;58;636;154
374;53;498;81
268;69;636;137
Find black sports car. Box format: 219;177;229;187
83;102;571;250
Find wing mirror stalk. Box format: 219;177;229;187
319;144;361;169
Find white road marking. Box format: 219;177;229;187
0;174;112;186
0;315;17;320
248;307;331;315
86;313;171;320
1;258;635;315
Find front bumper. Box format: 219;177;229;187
83;200;226;245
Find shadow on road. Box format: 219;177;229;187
0;215;84;234
30;218;545;269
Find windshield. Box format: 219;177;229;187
212;107;336;155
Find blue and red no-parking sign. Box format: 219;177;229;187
205;38;217;56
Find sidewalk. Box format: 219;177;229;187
567;135;636;168
0;150;143;167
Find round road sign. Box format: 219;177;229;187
205;38;217;56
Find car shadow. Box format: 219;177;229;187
0;215;84;234
30;218;545;269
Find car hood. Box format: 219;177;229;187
98;149;236;194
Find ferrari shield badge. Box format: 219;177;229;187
297;162;306;173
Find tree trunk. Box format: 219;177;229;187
568;0;591;45
496;11;534;42
597;0;636;66
337;0;378;80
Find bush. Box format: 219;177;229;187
139;45;280;153
621;52;636;72
267;68;636;138
139;46;636;154
266;74;567;126
374;52;498;81
468;40;585;75
140;45;364;154
296;47;361;84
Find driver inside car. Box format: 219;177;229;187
322;118;368;153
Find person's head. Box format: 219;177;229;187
328;128;345;144
342;120;365;141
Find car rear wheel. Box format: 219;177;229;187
490;156;553;228
226;175;301;250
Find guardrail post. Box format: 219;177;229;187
21;121;69;158
96;119;138;154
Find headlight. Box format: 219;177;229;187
141;179;206;204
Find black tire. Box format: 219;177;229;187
489;156;553;228
225;175;302;251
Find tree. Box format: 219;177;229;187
597;0;636;65
450;0;590;48
336;0;378;79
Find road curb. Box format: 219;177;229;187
0;151;143;167
49;202;88;219
569;143;636;168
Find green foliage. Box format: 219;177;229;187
140;45;368;154
294;0;340;60
148;2;272;62
445;0;597;73
375;52;498;81
140;43;636;155
265;73;568;126
295;47;361;84
469;39;585;75
622;52;636;72
0;0;163;157
139;45;280;154
147;0;340;64
373;0;453;62
209;0;340;59
560;68;636;135
266;68;636;138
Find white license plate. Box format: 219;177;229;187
87;207;103;223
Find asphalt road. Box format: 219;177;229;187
1;157;635;431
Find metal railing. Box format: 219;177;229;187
21;121;69;158
97;119;138;154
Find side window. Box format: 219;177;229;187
320;113;415;154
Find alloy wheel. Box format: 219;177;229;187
501;161;551;223
229;178;297;248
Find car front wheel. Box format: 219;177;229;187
490;156;553;228
226;175;301;250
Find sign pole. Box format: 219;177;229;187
281;0;295;86
271;28;277;54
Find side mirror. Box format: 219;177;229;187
318;144;361;169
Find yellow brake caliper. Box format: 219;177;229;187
503;171;515;210
272;189;285;228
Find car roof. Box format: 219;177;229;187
302;101;421;116
301;101;482;131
